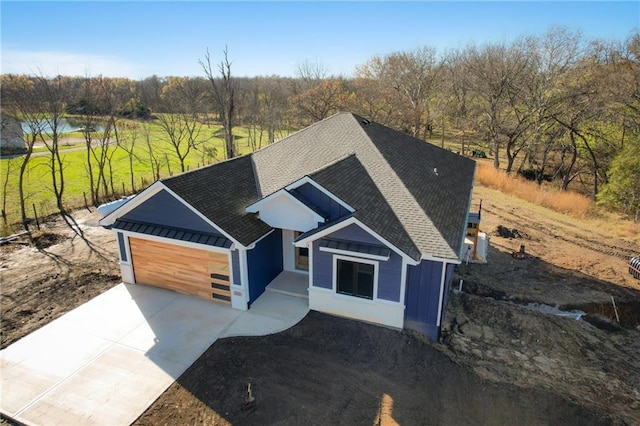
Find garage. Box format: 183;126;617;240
129;237;231;303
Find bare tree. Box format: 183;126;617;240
200;47;237;159
0;75;45;229
35;74;83;234
156;113;204;173
141;123;161;182
462;40;532;169
116;123;140;193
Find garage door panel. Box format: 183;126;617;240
130;237;230;303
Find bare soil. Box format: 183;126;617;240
2;184;639;425
0;210;120;349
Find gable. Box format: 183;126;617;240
289;182;350;221
325;223;385;246
246;189;325;232
121;189;220;235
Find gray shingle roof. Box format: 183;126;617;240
161;155;271;246
162;112;475;261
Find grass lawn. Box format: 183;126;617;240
0;118;286;234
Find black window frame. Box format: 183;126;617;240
335;258;375;300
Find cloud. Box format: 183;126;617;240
0;50;144;78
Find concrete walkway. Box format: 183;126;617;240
0;283;309;426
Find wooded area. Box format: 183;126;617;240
1;27;638;233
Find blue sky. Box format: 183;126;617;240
1;1;638;79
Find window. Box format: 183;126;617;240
336;258;374;299
117;232;128;262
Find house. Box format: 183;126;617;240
0;115;26;152
100;112;476;341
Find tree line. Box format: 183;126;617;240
1;27;639;230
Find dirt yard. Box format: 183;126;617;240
2;183;639;425
0;210;120;349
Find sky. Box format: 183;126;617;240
1;1;638;79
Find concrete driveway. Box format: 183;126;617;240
0;283;308;425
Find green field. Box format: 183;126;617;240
0;118;283;234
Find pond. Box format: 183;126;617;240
21;118;106;134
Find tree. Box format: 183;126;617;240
201;47;237;159
0;74;44;228
156;113;204;173
35;74;83;234
288;79;351;125
462;40;532;169
355;47;440;139
598;139;640;221
116;123;140;193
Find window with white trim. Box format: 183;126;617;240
117;232;128;263
336;258;375;299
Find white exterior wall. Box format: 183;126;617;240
282;229;296;272
308;287;404;329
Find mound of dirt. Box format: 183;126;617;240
494;225;528;239
32;232;68;249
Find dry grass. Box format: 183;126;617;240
475;161;593;218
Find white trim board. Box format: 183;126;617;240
118;230;230;254
319;245;389;261
295;216;417;265
331;254;380;301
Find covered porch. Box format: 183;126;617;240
265;270;309;299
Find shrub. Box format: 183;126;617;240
475;161;592;218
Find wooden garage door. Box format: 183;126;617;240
129;237;231;303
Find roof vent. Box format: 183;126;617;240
361;119;371;125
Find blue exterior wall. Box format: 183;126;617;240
312;241;332;289
404;259;444;341
231;249;241;286
324;224;383;245
292;183;350;221
247;229;283;304
122;189;220;235
311;223;403;302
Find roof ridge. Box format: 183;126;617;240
161;152;248;183
345;114;457;259
249;112;352;156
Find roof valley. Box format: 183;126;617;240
346;114;457;259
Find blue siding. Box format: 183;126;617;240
247;229;283;304
231;249;241;286
293;183;350;221
377;252;402;302
312;241;333;289
311;223;403;302
404;260;444;341
122;189;220;235
325;223;383;245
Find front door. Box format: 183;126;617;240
294;231;309;271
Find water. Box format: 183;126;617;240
21;118;105;135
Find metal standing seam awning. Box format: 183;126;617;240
318;238;391;260
112;219;233;249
